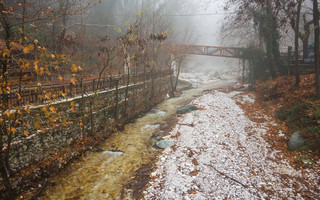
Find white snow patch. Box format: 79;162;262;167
144;91;319;199
142;124;161;131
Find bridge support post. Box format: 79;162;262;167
241;59;246;83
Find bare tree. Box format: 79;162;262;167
313;0;320;97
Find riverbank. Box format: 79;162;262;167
143;87;319;199
20;77;235;199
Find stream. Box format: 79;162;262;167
23;74;236;200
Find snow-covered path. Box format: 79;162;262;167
144;91;319;199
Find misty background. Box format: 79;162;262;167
84;0;239;74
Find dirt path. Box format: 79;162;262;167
144;90;320;199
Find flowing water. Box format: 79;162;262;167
24;77;236;200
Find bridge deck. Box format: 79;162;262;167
171;44;242;58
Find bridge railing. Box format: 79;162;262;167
168;43;242;58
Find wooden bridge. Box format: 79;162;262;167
170;44;242;58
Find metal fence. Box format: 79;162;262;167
1;70;171;107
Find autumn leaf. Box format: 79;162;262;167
38;95;43;101
188;190;197;194
23;130;29;137
39;67;44;76
70;78;76;85
58;75;63;81
23;47;30;54
8;127;16;134
49;106;56;113
70;101;76;107
34;121;41;130
3;110;10;118
44;92;51;100
37;82;42;87
26;106;30;114
71;64;78;73
23;44;34;54
62;119;67;126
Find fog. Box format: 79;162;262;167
164;0;239;74
86;0;239;74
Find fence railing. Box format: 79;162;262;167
1;70;172;107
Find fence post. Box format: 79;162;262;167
93;79;95;92
69;83;73;97
37;86;42;103
27;90;31;104
287;46;293;75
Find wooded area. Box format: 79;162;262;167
222;0;320;152
0;0;193;198
1;0;320;199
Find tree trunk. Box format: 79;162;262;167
265;0;278;78
302;37;309;61
314;0;320;97
294;0;302;86
19;0;26;94
266;42;277;78
174;57;182;91
0;2;15;198
57;0;70;54
300;15;313;61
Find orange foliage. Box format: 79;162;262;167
238;74;320;167
254;74;317;105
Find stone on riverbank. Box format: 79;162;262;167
288;131;307;151
156;140;175;149
176;105;198;114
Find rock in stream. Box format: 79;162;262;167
176;105;198;114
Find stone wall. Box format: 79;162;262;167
6;75;171;172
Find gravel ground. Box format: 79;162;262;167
143;90;320;200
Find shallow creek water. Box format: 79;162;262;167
28;80;235;200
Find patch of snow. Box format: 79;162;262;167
142;124;161;131
228;91;255;104
144;91;319;199
279;130;286;137
178;113;194;125
101;150;123;156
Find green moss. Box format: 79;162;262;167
276;102;320;151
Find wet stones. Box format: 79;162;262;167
288;131;307;151
155;140;175;149
176;105;198;114
102;150;124;156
